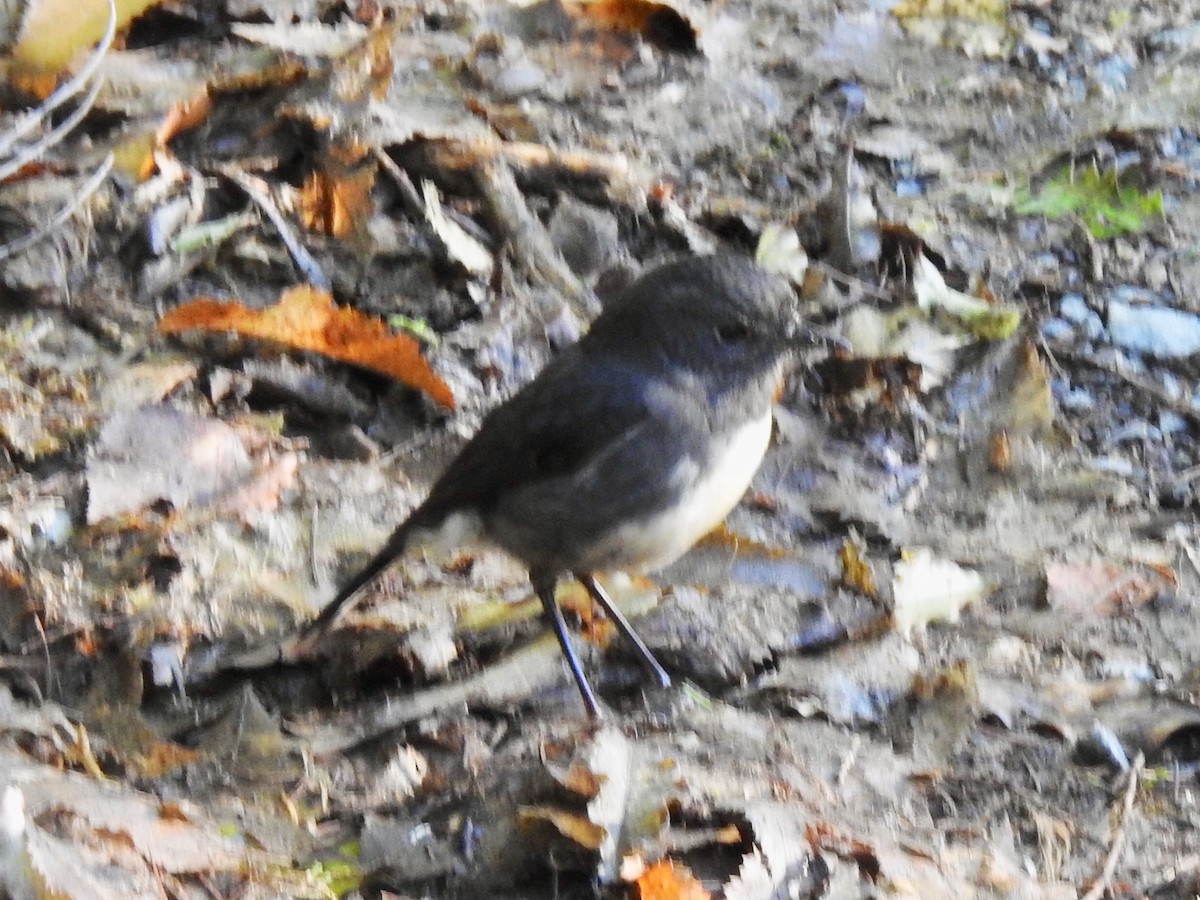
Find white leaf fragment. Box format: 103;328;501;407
422;180;493;277
892;547;988;634
754;223;808;284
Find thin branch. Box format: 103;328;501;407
473;158;598;318
223;167;330;290
0;153;113;262
0;73;106;182
0;0;116;159
1080;751;1143;900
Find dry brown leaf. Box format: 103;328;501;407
156;90;213;146
333;20;395;103
569;0;699;53
517;805;606;850
111;89;213;181
554;761;604;799
813;351;924;415
158;286;455;409
987;428;1011;473
806;821;880;878
632;859;711;900
557;580;615;646
134;741;202;779
694;523;787;557
839;535;878;598
84;706;202;779
297;143;376;239
112;130;159;181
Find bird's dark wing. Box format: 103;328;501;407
418;343;679;518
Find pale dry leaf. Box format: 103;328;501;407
754;223;808;285
1044;561;1168;617
722;848;773;900
1;748;246;875
231;20;369;56
86;406;252;523
892;547;988;634
913;253;1020;340
585;726;633;883
422;180;494;277
0;786;36;900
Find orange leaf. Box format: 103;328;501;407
112;89;212;182
0;566;24;590
330;20;395;103
297;144;376;239
7;70;59;100
633;860;710;900
213;58;308;93
571;0;698;53
158;286;455;409
157;90;213;146
839;537;878;598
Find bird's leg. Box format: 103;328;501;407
533;574;604;719
576;573;671;688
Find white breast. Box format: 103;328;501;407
587;409;774;572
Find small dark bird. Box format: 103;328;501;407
303;255;805;717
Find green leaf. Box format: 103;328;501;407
1013;165;1163;239
388;313;440;346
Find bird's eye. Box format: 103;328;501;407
715;321;753;343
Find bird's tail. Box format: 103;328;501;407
299;515;418;642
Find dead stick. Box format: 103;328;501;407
1054;349;1200;431
433;138;632;188
1080;750;1142;900
472;158;599;319
223;168;330;291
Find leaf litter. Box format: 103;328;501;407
3;0;1200;896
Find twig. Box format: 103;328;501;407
0;73;107;182
373;147;425;219
431;138;632;193
0;0;116;161
657;194;717;255
223;167;330;290
807;259;902;305
835;733;861;789
472;158;598;319
1080;750;1143;900
1055;348;1200;430
0;0;116;261
494;140;631;183
31;611;52;702
0;153;113;262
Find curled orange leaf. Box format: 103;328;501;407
159;286;454;409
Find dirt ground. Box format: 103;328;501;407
3;0;1200;897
